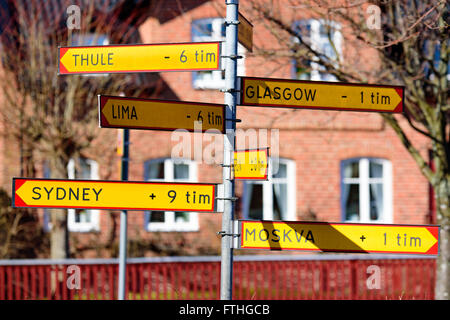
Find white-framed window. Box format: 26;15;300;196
242;158;296;221
144;158;199;232
67;158;100;232
293;19;342;82
43;158;100;232
191;18;245;89
341;158;393;223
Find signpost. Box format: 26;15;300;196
239;77;404;113
12;178;218;212
98;95;225;133
58;42;221;74
233;148;269;180
219;0;239;301
118;128;129;300
237;220;439;255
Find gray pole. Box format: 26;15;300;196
118;128;130;300
220;0;239;300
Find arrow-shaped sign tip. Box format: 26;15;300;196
12;178;27;207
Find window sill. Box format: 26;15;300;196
68;226;101;233
193;81;225;90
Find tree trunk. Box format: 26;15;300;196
49;155;70;259
434;178;450;300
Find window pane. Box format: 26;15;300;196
294;22;311;43
273;183;287;220
192;21;213;38
149;211;165;223
175;212;189;223
74;158;92;179
344;184;359;221
273;163;287;179
344;162;359;178
174;164;189;180
75;210;91;223
248;184;263;220
370;183;383;221
370;162;383;178
148;162;164;179
75;211;81;223
294;20;339;81
221;22;226;37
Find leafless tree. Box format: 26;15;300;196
245;0;449;299
0;0;157;259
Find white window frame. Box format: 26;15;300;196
67;158;100;232
293;19;342;81
242;158;296;221
191;17;245;89
341;158;393;223
145;158;199;232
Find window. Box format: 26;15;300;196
341;158;392;223
43;158;100;232
67;158;100;232
293;19;342;81
242;158;296;221
191;18;245;89
144;158;199;232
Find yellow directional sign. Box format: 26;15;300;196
238;220;439;255
59;42;221;74
240;77;404;113
238;12;253;52
13;178;218;212
233;148;269;180
99;95;225;133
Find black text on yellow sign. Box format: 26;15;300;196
237;220;439;255
58;42;221;74
99;95;225;133
233;148;269;180
12;178;219;212
239;77;404;113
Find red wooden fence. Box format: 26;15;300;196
0;255;436;300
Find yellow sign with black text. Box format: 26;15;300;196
240;77;404;113
59;42;221;74
99;95;225;133
238;220;439;255
233;148;269;180
13;178;218;212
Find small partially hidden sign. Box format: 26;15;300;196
237;220;440;255
233;148;269;180
238;12;253;52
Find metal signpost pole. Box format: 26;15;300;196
220;0;239;300
118;128;130;300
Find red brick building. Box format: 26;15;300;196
1;0;433;258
